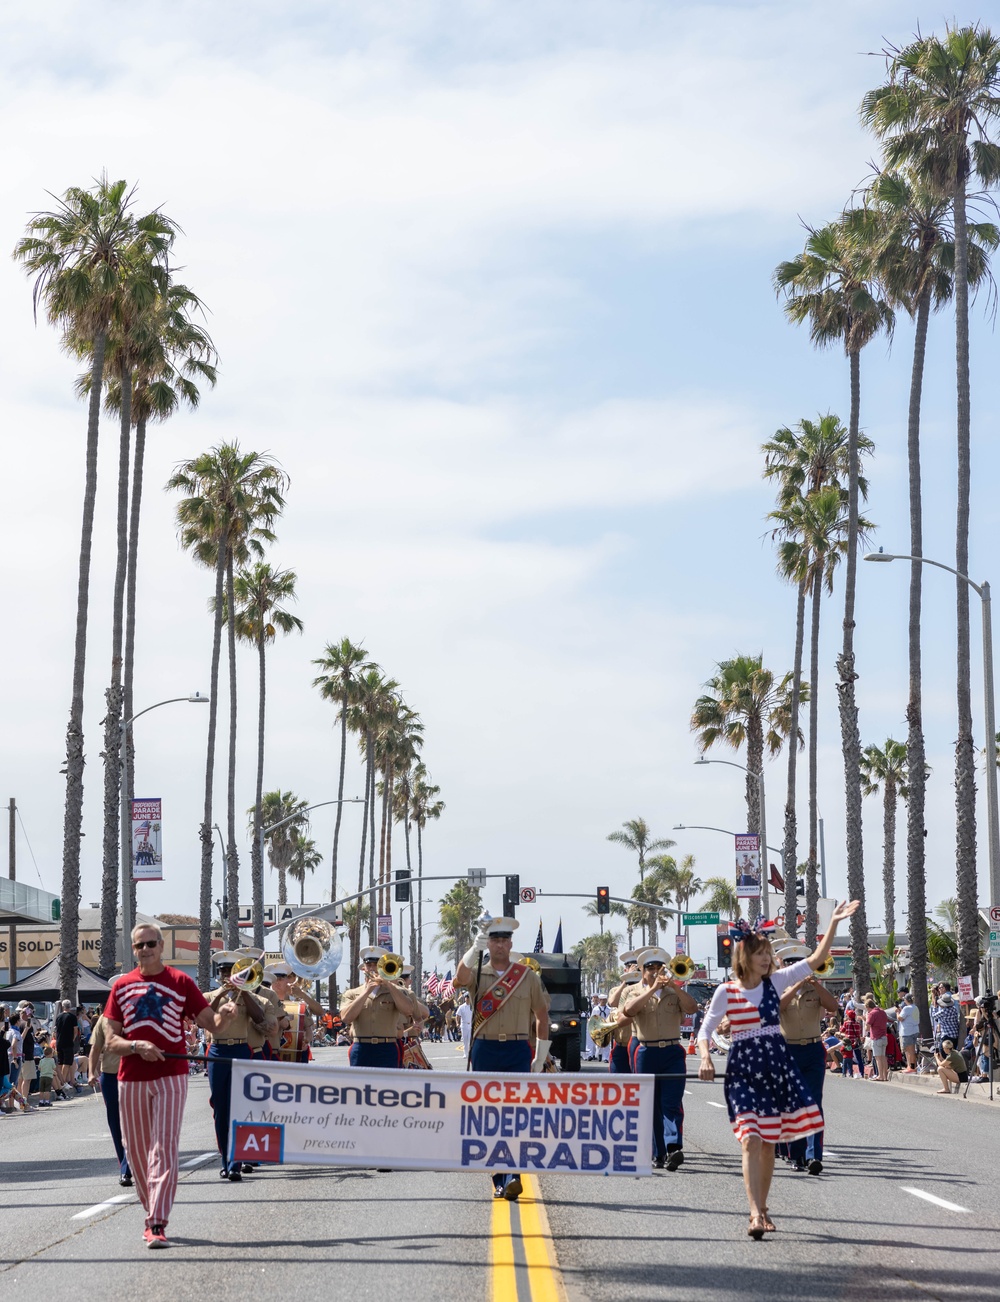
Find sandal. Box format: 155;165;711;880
760;1208;776;1233
747;1215;766;1241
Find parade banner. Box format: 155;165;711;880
734;833;761;899
377;914;392;949
228;1061;653;1176
131;798;163;881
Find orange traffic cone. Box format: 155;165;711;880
686;1037;696;1056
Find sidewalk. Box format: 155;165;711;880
884;1068;1000;1107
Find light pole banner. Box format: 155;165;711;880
131;798;163;881
377;914;392;949
735;833;761;900
675;935;687;956
228;1061;653;1176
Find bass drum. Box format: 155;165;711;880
279;1000;309;1062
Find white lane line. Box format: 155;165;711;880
706;1101;726;1109
72;1193;134;1221
684;1090;693;1096
181;1151;218;1169
901;1186;970;1214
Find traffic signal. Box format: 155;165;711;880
504;874;520;916
596;886;610;915
394;869;411;903
717;934;734;968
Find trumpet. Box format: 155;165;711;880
521;955;542;974
224;957;263;997
587;1013;622;1050
377;952;404;982
815;956;836;978
669;954;697;980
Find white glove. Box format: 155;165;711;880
461;926;492;971
531;1038;552;1073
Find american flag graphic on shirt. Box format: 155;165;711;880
116;978;188;1039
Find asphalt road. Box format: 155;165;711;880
2;1043;998;1302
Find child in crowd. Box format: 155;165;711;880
37;1044;56;1106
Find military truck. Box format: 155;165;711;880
532;952;586;1072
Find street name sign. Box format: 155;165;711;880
682;912;720;926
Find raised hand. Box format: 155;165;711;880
830;900;861;927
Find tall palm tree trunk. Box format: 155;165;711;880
355;734;371;977
122;413;147;958
384;767;394;919
416;821;424;988
251;634;266;950
60;330;107;1002
782;580;807;930
806;576;822;946
953;180;979;991
225;553;240;948
99;365;132;976
378;768;389;918
837;348;871;995
367;745;377;943
745;720;763;924
198;545;227;987
906;289;931;1035
882;777;897;935
331;697;348;903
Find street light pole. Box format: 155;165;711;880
866;551;999;987
672;824;784;862
119;693;209;965
694;758;770;917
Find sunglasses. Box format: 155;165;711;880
133;940;160;951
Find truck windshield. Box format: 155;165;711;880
548;993;576;1013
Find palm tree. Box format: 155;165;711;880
287;832;322;905
691;655;799;921
862;169;997;1025
410;763;444;989
312;638;371;907
255;791;310;906
348;668;400;944
772;486;871;941
860;739;911;936
571;932;623;992
584;898;628;935
374;702;423;917
864;32;1000;1001
650;853;704;949
433;881;483;968
763;414;867;931
699;877;741;921
13;177;175;998
342;900;372;986
167;445;288;973
229;563;303;948
73;280;217;975
775;215;893;990
606;818;674;945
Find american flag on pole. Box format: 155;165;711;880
426;972;440;996
440;978;455;999
533;921;544;953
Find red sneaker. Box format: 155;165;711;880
143;1225;169;1249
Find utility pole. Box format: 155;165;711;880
8;798;16;986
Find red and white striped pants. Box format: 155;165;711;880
118;1074;188;1228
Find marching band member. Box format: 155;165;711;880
607;951;640;1074
341;946;418;1067
618;947;698;1170
697;901;859;1239
775;936;839;1174
205;950;272;1182
255;963;292;1061
455;918;550;1202
268;964;325;1062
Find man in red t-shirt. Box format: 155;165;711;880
104;924;238;1248
864;998;890;1081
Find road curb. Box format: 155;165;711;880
883;1071;1000;1107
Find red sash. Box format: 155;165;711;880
473;962;528;1035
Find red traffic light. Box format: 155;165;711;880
596;886;610;915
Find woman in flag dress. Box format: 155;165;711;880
697;899;859;1239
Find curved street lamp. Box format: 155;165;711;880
694;757;770;915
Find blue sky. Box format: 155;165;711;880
1;1;998;970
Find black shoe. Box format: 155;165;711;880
807;1159;823;1175
119;1174;133;1187
791;1162;807;1172
227;1168;242;1182
503;1175;523;1202
652;1156;665;1169
241;1164;256;1173
665;1150;684;1171
493;1185;506;1198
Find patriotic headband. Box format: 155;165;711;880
728;917;776;943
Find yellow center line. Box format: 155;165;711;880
489;1175;566;1302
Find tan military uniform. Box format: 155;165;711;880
90;1015;124;1074
341;983;417;1040
204;987;265;1044
780;982;824;1043
250;986;285;1053
620;982;683;1043
460;962;549;1040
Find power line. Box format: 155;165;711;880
15;806;46;889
